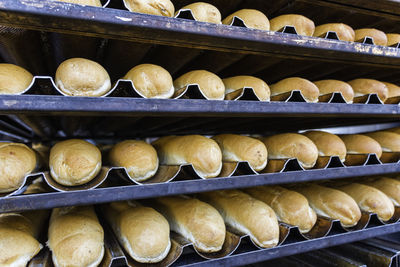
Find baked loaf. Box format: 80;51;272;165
0;63;33;95
48;206;104;267
244;186;317;233
104;201;170;263
222;9;269;30
336;183;394;221
153;196;226;253
386;33;400;46
109;140;158;182
270;77;319;103
212;134;268;171
386;127;400;135
262;133;318;168
55;58;111;97
382;82;400;99
364;177;400;206
294;184;361;227
222;75;270;101
123;64;174;98
364;131;400;152
177;2;221;23
339;134;383;158
270;14;315;36
313;79;354;103
348;79;388;102
174;70;225;100
0;142;37;193
152;135;222;178
56;0;102;6
199;190;279;248
49;139;102;186
313;23;355;42
123;0;174;17
303;131;347;161
354;28;387;46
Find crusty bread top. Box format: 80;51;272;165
364;131;400;152
365;177;400;206
222;75;270;101
303;131;347;161
347;79;388;102
354;28;387;46
0;63;33;95
386;33;400;46
339;134;383;157
270;14;315;36
382;82;400;98
313;23;355;42
270;77;319;102
124;0;175;17
222;9;269;30
313;79;354;103
178;2;221;23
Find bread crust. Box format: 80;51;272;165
313;79;354;103
303;131;347;161
0;64;33;95
177;2;221;23
222;9;269;30
270;14;315;36
124;0;174;17
270;77;319;102
313;23;355;42
354;28;387;46
348;79;388;102
339;134;383;157
222;76;270;101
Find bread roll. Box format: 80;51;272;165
153;196;225;252
262;133;318;168
48;206;104;267
364;131;400;152
364;177;400;206
294;184;361;227
104;201;170;263
386;33;400;46
199;190;279;248
270;14;315;36
382;82;400;99
109;140;158;182
55;0;102;6
354;28;387;46
386;127;400;135
270;77;319;103
222;9;269;30
313;23;355;42
212;134;268;171
124;0;174;17
313;79;354;103
339;134;383;158
49;139;102;186
348;79;388;102
336;183;394;221
174;70;225;100
303;131;347;161
0;142;37;193
0;63;33;95
123;64;174;98
177;2;221;24
152;135;222;178
55;58;111;97
244;186;317;233
222;75;270;101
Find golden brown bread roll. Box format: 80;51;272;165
174;70;225;100
313;79;354;103
336;183;394;221
270;14;315;36
177;2;221;23
55;0;102;6
340;134;383;158
123;0;174;17
198;190;279;248
294;184;361;227
222;9;269;30
354;28;387;46
152;135;222;178
364;131;400;152
212;134;268;171
153;196;226;253
48;206;104;267
244;186;317;233
386;33;400;46
0;142;37;193
262;133;318;168
347;79;388;102
123;64;174;99
386;127;400;135
55;58;111;97
0;63;33;95
382;82;400;99
109;140;158;182
303;131;347;161
49;139;102;186
313;23;355;42
364;177;400;206
270;77;319;103
104;201;170;263
222;75;270;101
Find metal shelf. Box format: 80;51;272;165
2;163;399;213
